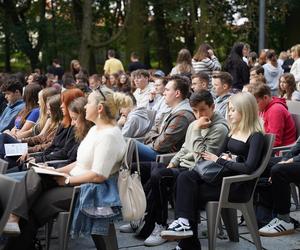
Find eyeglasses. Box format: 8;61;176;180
95;86;106;101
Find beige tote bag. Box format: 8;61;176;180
118;139;146;221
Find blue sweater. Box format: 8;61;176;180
0;100;25;132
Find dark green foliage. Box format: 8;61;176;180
0;0;299;73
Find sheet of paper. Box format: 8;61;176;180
32;166;68;177
4;143;28;156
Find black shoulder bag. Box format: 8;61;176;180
193;160;226;185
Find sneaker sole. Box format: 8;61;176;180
119;226;136;233
160;231;193;241
3;230;20;235
259;229;294;237
144;239;167;246
119;229;135;233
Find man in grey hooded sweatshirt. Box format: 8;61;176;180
118;94;155;138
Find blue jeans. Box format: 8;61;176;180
136;141;159;162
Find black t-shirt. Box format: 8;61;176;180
47;66;64;80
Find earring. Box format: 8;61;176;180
98;114;101;119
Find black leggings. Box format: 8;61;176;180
271;161;300;215
175;170;222;250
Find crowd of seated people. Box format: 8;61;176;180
1;42;300;250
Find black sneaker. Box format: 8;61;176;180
160;219;193;240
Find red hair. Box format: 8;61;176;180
61;88;84;127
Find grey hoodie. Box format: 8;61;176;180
170;112;229;169
122;107;153;138
263;63;283;91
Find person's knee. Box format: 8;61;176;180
177;170;192;185
271;163;285;178
150;169;163;185
270;163;292;186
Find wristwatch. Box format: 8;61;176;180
65;177;71;186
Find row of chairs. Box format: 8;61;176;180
0;134;283;250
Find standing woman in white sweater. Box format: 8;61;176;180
290;44;300;87
3;88;132;250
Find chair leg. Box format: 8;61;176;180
92;224;118;250
240;204;263;250
45;221;54;250
221;208;239;242
206;202;219;250
56;212;70;250
290;184;299;208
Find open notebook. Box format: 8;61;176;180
4;143;28;156
30;162;68;177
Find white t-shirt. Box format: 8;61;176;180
70;126;126;178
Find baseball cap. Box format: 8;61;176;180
153;70;165;78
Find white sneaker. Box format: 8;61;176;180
144;223;167;246
3;222;20;234
290;203;297;212
259;217;294;237
160;219;193;240
119;223;136;233
119;219;145;234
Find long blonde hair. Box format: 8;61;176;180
228;92;264;136
291;44;300;58
37;87;59;130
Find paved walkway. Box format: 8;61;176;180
48;210;300;250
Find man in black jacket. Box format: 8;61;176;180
259;140;300;236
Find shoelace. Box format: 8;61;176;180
266;218;279;228
169;220;180;229
169;220;190;231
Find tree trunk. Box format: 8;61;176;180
51;0;58;58
0;0;45;71
4;32;11;72
79;0;92;73
3;12;11;72
184;0;197;54
198;0;208;46
125;0;147;66
72;0;83;37
152;0;172;73
284;2;300;49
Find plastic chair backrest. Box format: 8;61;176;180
0;175;18;234
219;134;275;205
249;134;275;179
0;159;8;174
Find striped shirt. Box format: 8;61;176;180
192;57;221;89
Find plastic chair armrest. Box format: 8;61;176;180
156;153;176;164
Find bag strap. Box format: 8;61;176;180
121;138;141;175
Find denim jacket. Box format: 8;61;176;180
70;175;122;237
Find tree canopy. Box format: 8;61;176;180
0;0;299;74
